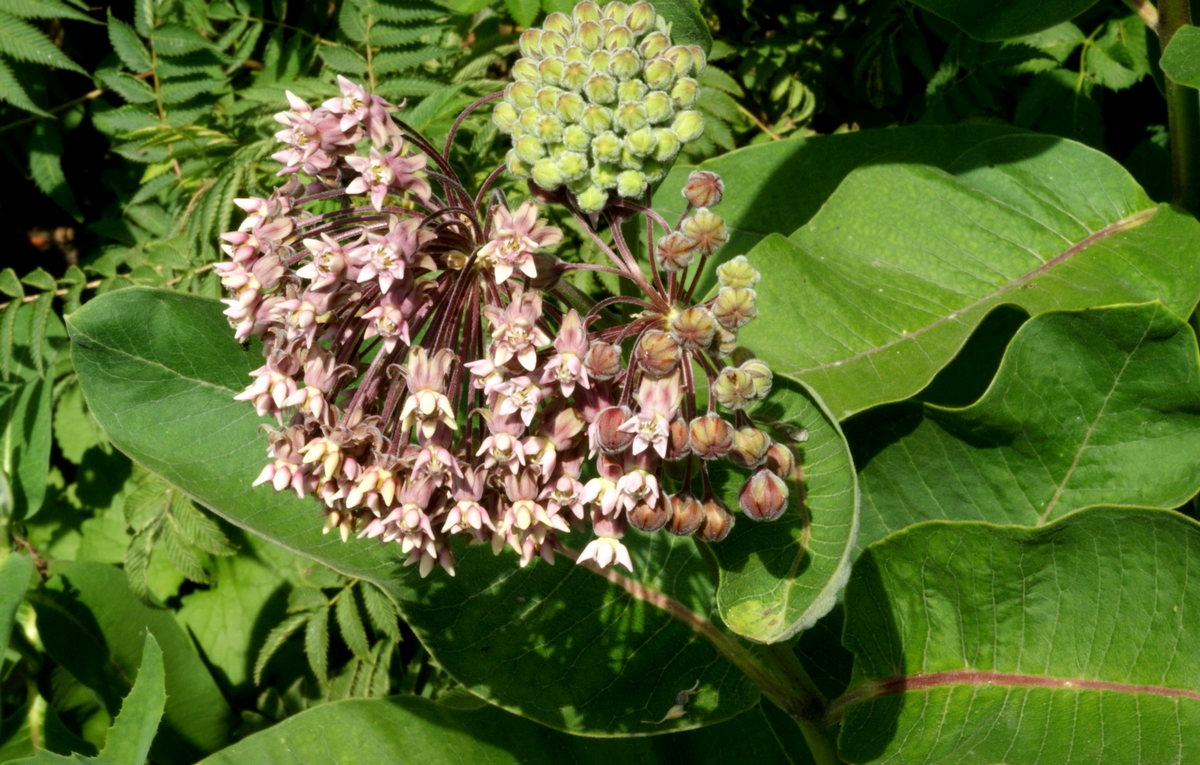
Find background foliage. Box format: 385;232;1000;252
0;0;1197;763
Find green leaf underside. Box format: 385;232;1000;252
836;507;1200;764
651;0;713;56
67;288;761;735
28;562;233;763
737;134;1200;418
1156;24;1200;89
910;0;1097;41
852;302;1200;553
707;378;858;643
655;124;1022;295
198;695;798;765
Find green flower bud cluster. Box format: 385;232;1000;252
493;0;707;213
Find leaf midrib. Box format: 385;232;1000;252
787;207;1157;377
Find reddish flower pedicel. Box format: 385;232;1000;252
220;6;795;578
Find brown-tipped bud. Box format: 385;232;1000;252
716;254;760;288
573;0;601;24
671;306;717;351
656;230;697;272
628;494;671;533
540;29;568;57
714;326;738;359
585;341;623;380
729;426;771;469
739;469;789;521
639;31;670;59
699;496;735;541
625;1;655;34
594;406;635;453
714;367;755;411
683;170;725;208
766;442;795;478
740;358;773;399
667;492;704;536
680;208;728;256
519;29;543;59
689;414;733;460
665;416;691;461
634;330;681;376
577;20;604;52
713;287;758;330
602;0;627;24
543;11;574;36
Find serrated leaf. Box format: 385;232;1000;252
653;0;711;54
125;522;160;604
28;122;82;221
360;582;399;640
504;0;539;28
698;66;744;97
317;45;368;75
96;70;157;104
337;0;367;43
369;0;445;23
169;493;236;555
305;604;329;684
0;56;47;114
151;24;212;57
29;292;53;377
910;0;1097;41
162;523;212;584
253;612;309;686
159;76;226;104
0;269;23;299
0;302;18;382
133;0;152;37
0;11;85;73
123;473;170;528
20;268;56;293
371;45;447;75
108;9;152;72
369;23;440;47
335;589;370;660
92;104;159;134
287;586;327;613
6;0;97;24
836;507;1200;763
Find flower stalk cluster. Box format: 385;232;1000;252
219;15;794;579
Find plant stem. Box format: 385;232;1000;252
1155;0;1200;214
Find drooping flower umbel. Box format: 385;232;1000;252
219;4;794;579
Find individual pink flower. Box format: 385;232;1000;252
539;475;586;520
576;512;632;572
398;348;457;440
495;376;542;426
348;216;436;292
614;468;660;514
619;372;682;458
482;287;551;371
345;148;398;211
323;75;399;148
296;234;348;291
477;200;563;284
541;309;590;396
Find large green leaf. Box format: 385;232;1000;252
0;553;32;656
910;0;1097;41
200;695;799;765
28;562;234;764
655;125;1021;294
850;302;1200;553
834;506;1200;764
67;288;762;735
653;0;712;55
738;134;1200;418
1160;24;1200;87
707;378;858;644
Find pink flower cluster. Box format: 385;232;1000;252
219;76;795;579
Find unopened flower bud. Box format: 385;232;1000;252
516;135;547;163
608;48;641;80
493;102;519;133
687;45;707;76
620;146;642;170
671;306;717;351
591;131;623;162
714;367;755;411
615;101;649;132
625;127;657;157
716;254;760;288
634;329;681;376
615;81;645;105
532;158;564;189
642;158;666;183
561;62;591;93
595;406;635;453
683;170;724;208
564;44;587;62
577;19;604;51
689;414;733;459
588;49;612;75
543;11;574;36
536;85;564;113
667;492;704;536
506;149;532;178
541;29;568;56
616;169;647;198
640;31;669;59
663;46;693;77
584;72;618;104
729;426;771;468
574;183;608;213
766;443;795;478
513;58;541;82
666;416;691;461
644;57;676;90
626;1;655;33
714;325;738;358
713;286;758;329
506;80;537;109
652;128;681;161
557;151;589;182
519;29;543;59
586;341;623;380
643;91;674;124
563;124;591;151
741;358;772;399
590;161;619;189
656;230;696;272
580;104;613;134
681;208;728;255
605;25;634;51
602;1;627;24
670;79;700;110
698;496;735;542
739;469;788;521
518;107;540;133
628;493;671;532
573;0;601;23
533;112;564;142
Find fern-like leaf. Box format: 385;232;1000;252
28;292;53;378
0;11;86;73
305;604;330;684
0;55;47;114
6;0;96;24
335;588;370;660
254;613;310;686
124;520;160;605
107;9;151;71
360;581;400;640
161;521;212;584
169;492;236;556
0;301;19;382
